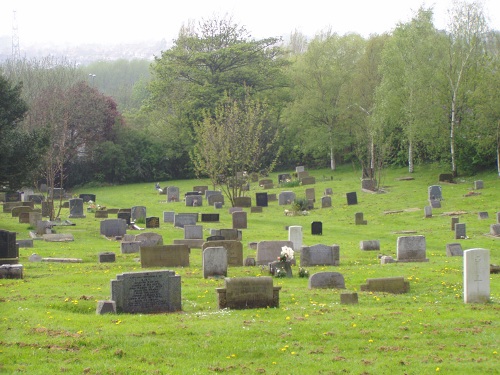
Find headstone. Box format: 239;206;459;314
305;188;315;202
438;173;453;183
301;176;315;185
360;240;380;251
99;252;116;263
29;253;43;262
256;240;294;265
79;194;96;203
361;179;377;191
324;188;333;195
145;217;160;228
117;211;131;225
2;202;21;213
474;180;483;190
95;210;108;219
232;211;247;229
288;226;302;251
121;241;141;254
278;173;292;184
360;277;410;294
41;201;53;217
346;192;358;205
355;212;367;225
207;193;224;205
451;217;459;231
497;212;500;223
340;293;358;305
140;245;189;268
100;219;127;237
167;186;180;202
193;185;208;194
16;239;33;248
301;244;340;266
308;272;345;289
43;233;74;242
28;212;42;228
229;207;243;214
36;220;52;236
50;188;65;199
455;223;466;239
96;300;116;315
250;206;263;213
269;260;292;278
295;166;305;173
213;201;223;209
27;194;44;204
321;196;332;208
163;211;175;223
174;213;198;228
233;197;251;208
396;235;428;262
297;171;309;180
11;206;34;217
216;277;281;309
489;224;500;236
185;195;202;206
201;213;219;222
278;191;296;205
184;225;203;240
380;255;396;264
39;183;48;193
216;229;241;241
428;185;442;201
429;199;441;208
202;240;243;266
131;206;147;222
0;264;23;279
5;192;21;202
111;270;181;313
311;221;322;235
255;192;268;207
0;230;18;262
446;243;463;257
478;212;488;220
244;257;256;266
135;232;163;247
424;206;432;218
259;179;273;187
207;235;225;241
463;249;490;303
18;211;30;224
203;246;228;278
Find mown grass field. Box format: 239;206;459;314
1;164;499;374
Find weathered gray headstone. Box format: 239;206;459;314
396;235;428;262
163;211;175;223
99;252;116;263
324;188;333;195
207;193;224;205
288;226;302;251
355;212;367;225
167;186;180;202
360;277;410;294
474;180;483;190
295;166;305;173
135;232;163;247
478;212;488;220
278;191;296;205
308;272;345;289
111;270;181;313
489;224;500;236
184;225;203;240
428;185;442;201
232;211;247;229
131;206;147;222
451;217;459;231
301;244;339;266
120;241;141;254
174;213;198;228
424;206;432;218
216;277;281;309
96;300;116;314
140;245;189;268
455;223;466;239
185;195;202;207
463;248;490;303
202;240;243;266
256;240;293;265
446;243;463;256
202;246;228;278
301;176;315;185
100;219;127;237
321;196;332;208
69;198;86;218
305;188;315;202
360;240;380;251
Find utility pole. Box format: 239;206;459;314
12;10;20;60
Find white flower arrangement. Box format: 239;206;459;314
279;246;294;262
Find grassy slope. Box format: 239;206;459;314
0;164;499;374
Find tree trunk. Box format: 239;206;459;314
370;137;375;171
408;139;414;173
330;148;336;170
450;94;457;177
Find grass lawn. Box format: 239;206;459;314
1;164;499;374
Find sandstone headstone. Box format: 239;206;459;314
216;276;281;309
140;245;189;267
360;277;410;294
202;240;243;266
396;235;428;262
308;272;345;289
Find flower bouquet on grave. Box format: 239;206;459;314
270;246;294;278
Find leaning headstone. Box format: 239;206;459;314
463;248;490;303
308;272;345;289
278;191;296;205
301;244;339;266
100;219;127;237
355;212;367;225
346;192;358;205
131;206;147;222
255;192;268;207
111;270;181;313
167;186;180;202
288;226;302;251
232;211;247;229
311;221;322;235
99;252;116;263
256;240;294;265
360;240;380;251
474;180;483;190
455;223;466;239
140;245;189;268
424;206;432;218
397;235;428;262
321;196;332;208
202;240;243;266
135;232;163;247
360;277;410;294
446;243;463;257
216;277;281;309
163;211;175;223
489;224;500;236
203;246;228;278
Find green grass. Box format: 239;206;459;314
1;164;499;374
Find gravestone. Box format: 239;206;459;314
206;235;225;241
184;225;203;240
396;235;428;262
256;240;294;265
100;219;127;237
117;210;131;225
250;206;263;213
321;196;332;208
131;206;147;222
446;243;463;256
50;188;65;199
29;212;42;228
27;195;44;204
174;213;198;228
193;185;208;194
18;212;30;224
305;188;315;202
355;212;367;225
424;206;432;218
5;192;21;202
218;229;241;241
11;206;34;218
202;240;243;266
229;207;243;214
360;277;410;294
79;194;96;203
99;252;116;263
201;213;219;222
311;221;322;235
216;277;281;309
463;248;490;303
207;193;224;205
255;192;268;207
429;199;441;208
428;185;442;201
95;210;108;219
2;202;21;213
360;240;380;251
361;179;377;191
478;212;488;220
185;195;202;207
140;245;189;268
167;186;180;202
278;191;296;205
301;176;316;185
295;166;305;173
324;188;333;195
0;264;23;279
96;300;116;315
301;244;340;266
346;192;358;205
308;272;345;289
203;246;228;278
297;171;309;180
163;211;175;223
121;241;141;254
288;226;302;251
16;239;33;248
232;211;247;229
111;270;181;313
474;180;483;190
451;217;459;231
340;293;358;305
135;232;163;247
145;217;160;228
22;189;35;202
438;173;453;183
259;179;273;187
489;224;500;236
455;223;466;239
0;230;18;263
233;197;251;208
278;173;292;183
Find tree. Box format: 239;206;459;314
192;92;280;206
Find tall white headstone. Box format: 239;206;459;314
288;226;303;252
463;248;490;303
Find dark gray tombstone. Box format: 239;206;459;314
41;201;53;217
360;240;380;251
145;217;160;228
308;272;345;289
478;212;488;220
428;185;442;201
474;180;483;190
396;235;428;262
202;247;228;278
489;224;500;236
446;243;463;257
455;223;466;239
0;230;18;262
346;192;357;205
278;191;296;205
99;252;116;263
451;217;459;231
355;212;367;225
429;199;441;208
207;193;224;206
311;221;322;235
174;213;198;228
5;192;21;202
321;196;332;208
131;206;147;222
100;219;127;237
79;194;96;203
28;195;44;204
117;211;131;225
201;213;220;222
255;192;268;207
69;198;86;218
232;211;247;229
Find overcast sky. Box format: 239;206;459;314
1;0;499;47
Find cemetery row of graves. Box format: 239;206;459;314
0;165;498;373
